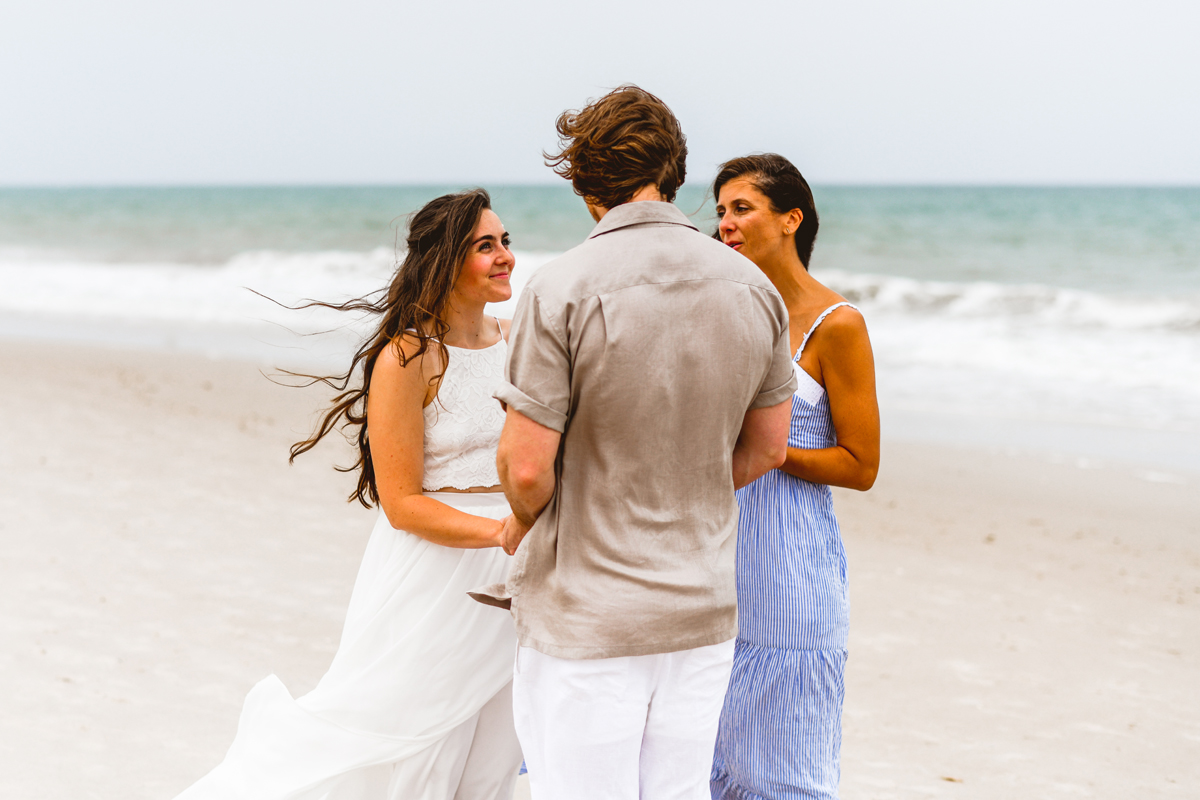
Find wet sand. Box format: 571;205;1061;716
1;340;1196;799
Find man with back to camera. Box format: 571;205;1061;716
471;85;797;799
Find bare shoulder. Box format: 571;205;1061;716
372;332;440;390
373;331;418;370
824;303;867;331
813;304;872;351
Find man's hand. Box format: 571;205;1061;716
497;514;531;556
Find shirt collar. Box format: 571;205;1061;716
587;201;699;239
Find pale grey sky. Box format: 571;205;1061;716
2;0;1197;185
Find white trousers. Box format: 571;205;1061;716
512;639;736;800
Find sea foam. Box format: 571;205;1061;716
2;250;1197;439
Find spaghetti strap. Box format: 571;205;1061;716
795;302;859;362
495;316;506;343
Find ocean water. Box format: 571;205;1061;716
1;185;1198;471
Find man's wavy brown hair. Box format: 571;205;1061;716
544;85;688;209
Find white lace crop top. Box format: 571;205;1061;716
421;331;508;491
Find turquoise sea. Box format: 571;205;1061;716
2;185;1198;293
1;185;1198;471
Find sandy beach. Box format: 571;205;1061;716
2;339;1197;799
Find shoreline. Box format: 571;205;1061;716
1;338;1197;798
4;309;1196;476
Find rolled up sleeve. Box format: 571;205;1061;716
494;289;571;433
750;307;799;409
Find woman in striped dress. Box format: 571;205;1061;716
710;154;880;800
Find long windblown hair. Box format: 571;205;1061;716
289;188;492;508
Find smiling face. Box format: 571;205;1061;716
715;176;801;269
451;208;514;306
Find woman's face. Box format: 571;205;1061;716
715;177;797;268
453;209;514;306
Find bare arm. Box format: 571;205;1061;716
784;311;880;491
367;337;505;548
732;399;791;489
495;406;561;554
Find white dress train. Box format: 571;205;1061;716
175;492;520;800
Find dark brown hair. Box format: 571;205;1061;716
713;153;820;269
545;85;688;209
289;188;492;507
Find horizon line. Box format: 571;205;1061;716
2;181;1199;191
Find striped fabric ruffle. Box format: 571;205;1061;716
711;643;846;800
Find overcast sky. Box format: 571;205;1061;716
2;0;1197;186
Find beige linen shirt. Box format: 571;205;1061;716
479;201;796;659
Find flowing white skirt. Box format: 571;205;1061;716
175;493;520;800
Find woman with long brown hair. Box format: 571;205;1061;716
176;189;525;800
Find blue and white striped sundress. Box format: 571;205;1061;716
711;302;858;800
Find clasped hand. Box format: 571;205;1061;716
496;515;531;556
